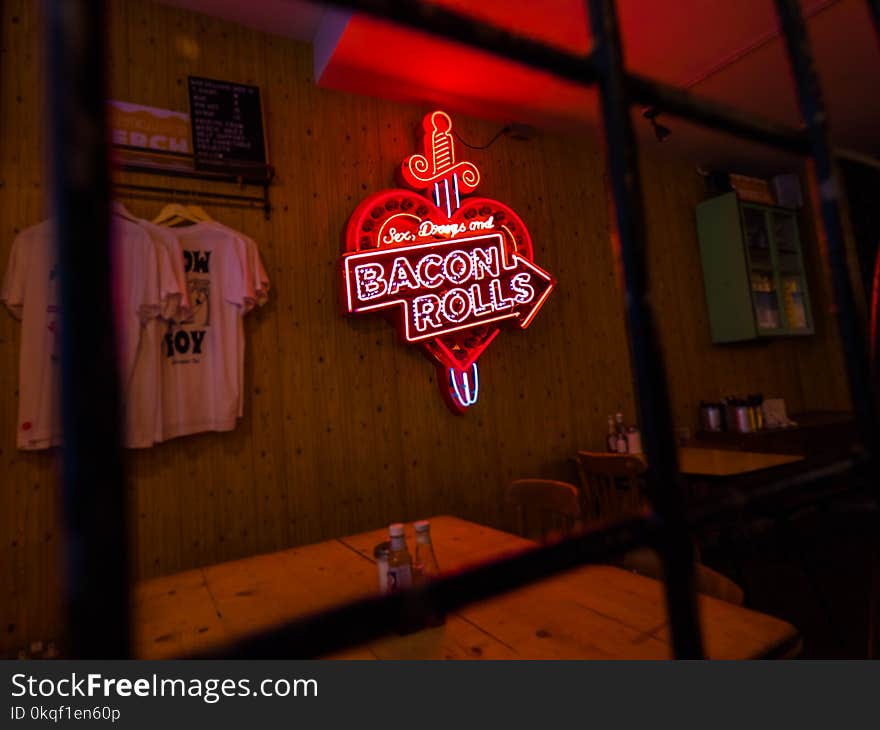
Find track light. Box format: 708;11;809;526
642;107;671;142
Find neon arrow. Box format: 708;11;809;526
341;232;554;343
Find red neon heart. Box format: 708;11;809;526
343;189;535;371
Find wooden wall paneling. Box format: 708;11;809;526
189;5;256;568
0;0;60;655
313;92;384;539
553;133;635;451
653;153;705;432
251;23;290;555
518;134;588;482
264;37;326;547
563;137;628;456
239;33;290;559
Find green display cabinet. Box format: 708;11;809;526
695;192;814;343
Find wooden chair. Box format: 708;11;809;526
617;547;745;606
505;479;582;543
574;451;744;605
574;451;647;522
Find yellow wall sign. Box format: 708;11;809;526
109;101;191;154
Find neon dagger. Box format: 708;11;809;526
402;111;480;218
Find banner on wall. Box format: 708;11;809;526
339;110;555;414
109;101;192;171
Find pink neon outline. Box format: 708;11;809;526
430;327;500;371
344;233;512;341
512;254;555;329
402;110;480;193
343;233;554;342
343;232;504;298
377;212;421;247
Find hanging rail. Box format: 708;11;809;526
112;143;275;219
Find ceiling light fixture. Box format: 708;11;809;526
642;107;671;142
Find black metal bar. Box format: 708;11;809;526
586;0;703;659
774;0;880;479
116;160;274;187
114;143;193;160
868;0;880;43
625;74;809;155
47;0;129;658
113;182;267;205
114;142;277;175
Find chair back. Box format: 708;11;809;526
505;479;582;542
575;451;646;522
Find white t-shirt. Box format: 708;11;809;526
238;232;270;417
123;218;188;447
2;217;167;450
158;222;268;440
1;221;62;449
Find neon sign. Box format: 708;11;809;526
340;110;555;413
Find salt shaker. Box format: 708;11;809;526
374;541;391;594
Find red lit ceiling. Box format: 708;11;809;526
160;0;880;169
313;0;880;167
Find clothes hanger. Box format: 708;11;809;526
153;201;201;227
184;204;213;222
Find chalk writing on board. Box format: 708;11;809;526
187;76;267;167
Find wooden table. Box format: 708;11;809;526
133;516;801;659
676;446;805;478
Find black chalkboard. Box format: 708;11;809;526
187;76;267;168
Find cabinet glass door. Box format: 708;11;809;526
771;211;801;272
743;206;772;268
769;210;812;331
750;269;781;330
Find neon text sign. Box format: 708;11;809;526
340;111;555;413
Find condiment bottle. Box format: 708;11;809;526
413;520;440;583
387;523;413;593
374;541;391;594
614;412;629;453
606;415;617;453
413;520;445;628
625;425;642;454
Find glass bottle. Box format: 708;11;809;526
374;541;391;594
614;412;629;454
606;415;617;453
387;523;413;594
413;520;440;583
413;520;444;628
